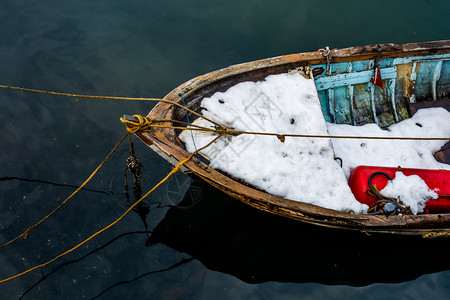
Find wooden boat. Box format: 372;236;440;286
123;40;450;236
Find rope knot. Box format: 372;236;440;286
120;115;152;133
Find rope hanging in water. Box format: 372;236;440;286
0;132;224;284
124;133;143;201
123;133;151;236
0;133;128;250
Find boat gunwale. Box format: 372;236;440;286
138;40;450;235
165;40;450;104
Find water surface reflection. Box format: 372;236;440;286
148;178;450;286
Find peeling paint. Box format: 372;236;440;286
314;53;450;127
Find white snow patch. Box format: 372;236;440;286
180;73;450;214
327;107;450;178
380;172;439;214
181;73;367;213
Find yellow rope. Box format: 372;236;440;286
120;115;154;133
0;84;225;129
0;84;162;101
422;231;450;238
121;116;450;141
0;134;128;250
0;133;223;284
4;84;447;142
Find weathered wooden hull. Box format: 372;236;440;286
133;40;450;236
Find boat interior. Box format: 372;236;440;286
175;50;450;165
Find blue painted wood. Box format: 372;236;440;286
432;60;443;101
388;79;399;122
392;53;450;65
327;88;335;122
352;60;371;72
329;62;350;75
312;64;328;79
334;86;352;124
414;59;450;101
378;57;393;68
315;67;396;91
314;53;450;126
317;90;331;122
438;60;450;99
347;85;356;125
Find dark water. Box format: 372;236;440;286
1;0;449;299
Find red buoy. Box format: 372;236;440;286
348;166;450;213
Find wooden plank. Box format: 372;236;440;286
315;67;397;91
